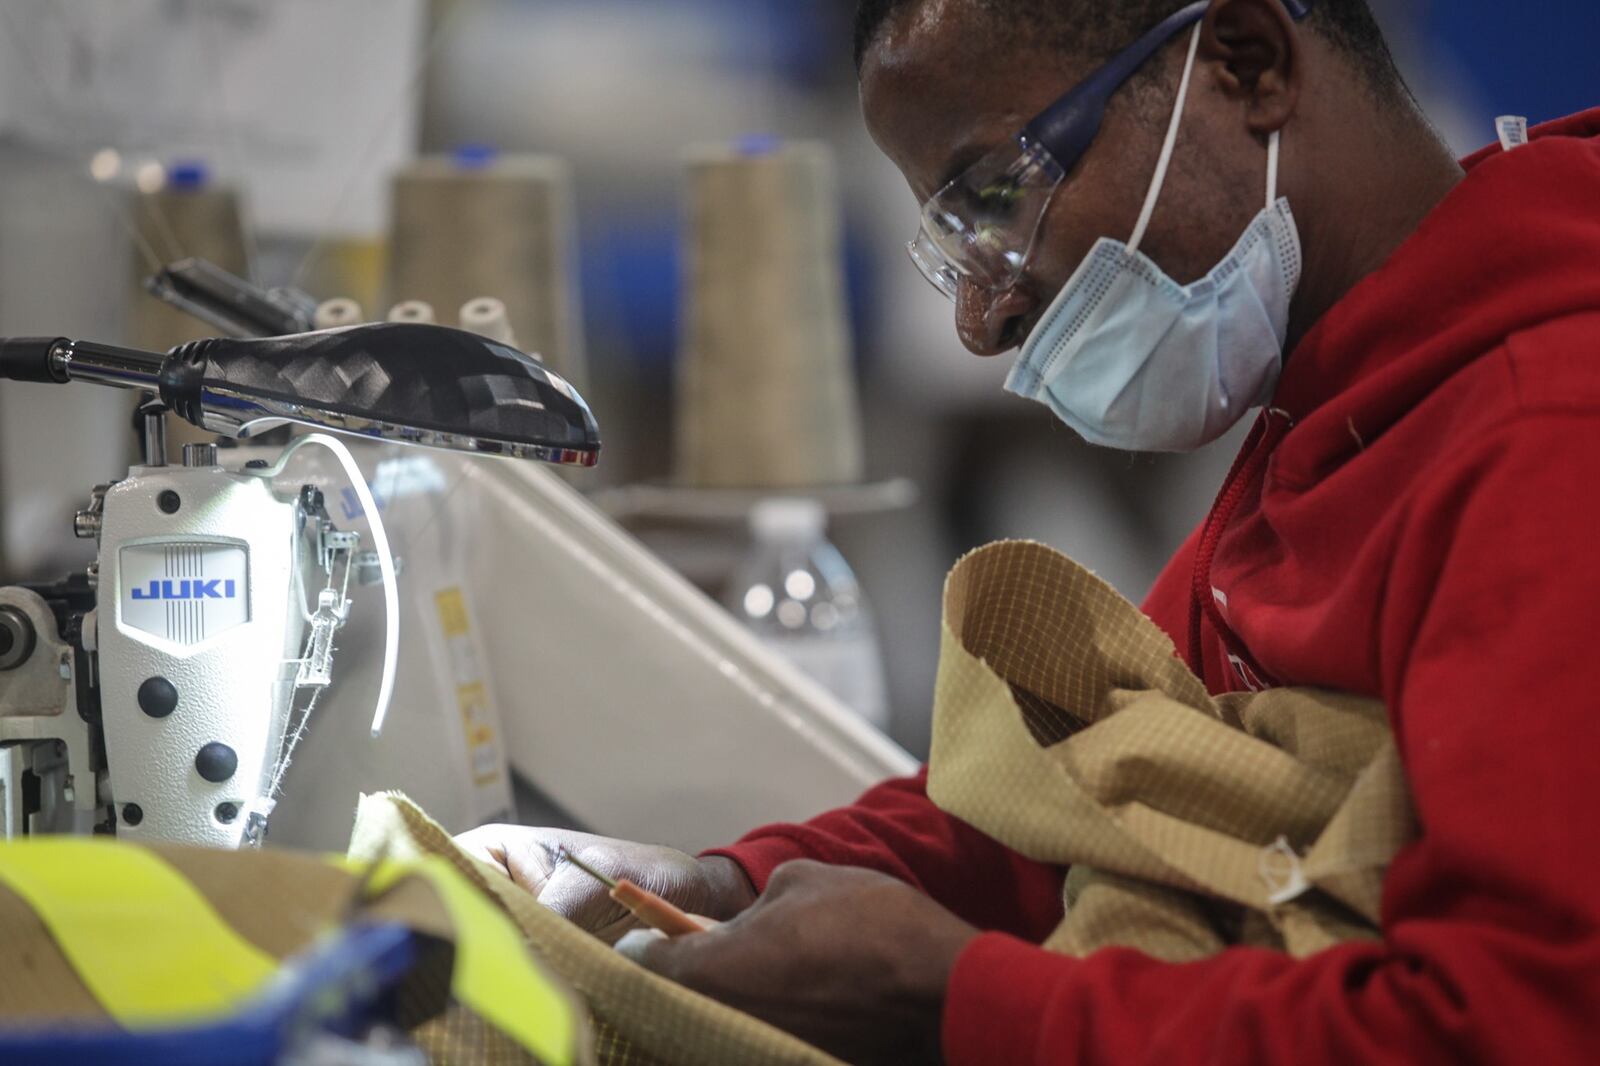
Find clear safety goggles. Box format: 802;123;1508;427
907;135;1066;300
907;0;1313;302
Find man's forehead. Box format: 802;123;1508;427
861;0;1089;198
892;0;970;45
865;0;1011;94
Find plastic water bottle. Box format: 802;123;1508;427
724;498;890;731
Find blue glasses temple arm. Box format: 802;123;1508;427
1023;0;1313;163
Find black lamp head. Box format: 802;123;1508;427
0;323;600;465
162;323;600;465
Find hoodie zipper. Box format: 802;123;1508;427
1187;408;1293;689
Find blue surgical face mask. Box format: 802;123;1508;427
1004;25;1303;453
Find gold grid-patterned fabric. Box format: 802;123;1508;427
349;792;845;1066
926;540;1417;961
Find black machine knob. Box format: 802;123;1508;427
195;742;238;783
0;607;37;672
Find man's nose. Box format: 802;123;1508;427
955;278;1037;356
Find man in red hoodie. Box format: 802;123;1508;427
461;0;1600;1061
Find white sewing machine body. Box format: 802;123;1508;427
95;461;306;846
0;440;352;847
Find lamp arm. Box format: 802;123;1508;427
0;337;165;391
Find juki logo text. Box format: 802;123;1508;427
129;579;239;601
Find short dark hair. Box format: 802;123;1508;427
853;0;1402;94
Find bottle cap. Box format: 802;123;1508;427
735;133;782;157
167;159;210;190
452;142;500;170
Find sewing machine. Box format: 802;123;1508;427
0;321;599;846
0;257;914;856
145;261;916;855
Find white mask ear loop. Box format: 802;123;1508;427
1127;23;1203;256
1266;129;1281;207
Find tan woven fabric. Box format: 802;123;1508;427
925;540;1417;961
349;792;845;1066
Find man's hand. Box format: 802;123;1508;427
455;824;756;943
617;860;979;1066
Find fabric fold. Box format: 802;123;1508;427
926;540;1414;962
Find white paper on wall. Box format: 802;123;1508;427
0;0;425;237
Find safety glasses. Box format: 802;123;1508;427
907;0;1312;301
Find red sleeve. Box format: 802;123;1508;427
941;412;1600;1065
703;768;1065;941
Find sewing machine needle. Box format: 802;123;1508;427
552;845;704;937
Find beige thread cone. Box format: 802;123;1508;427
387;152;586;389
674;141;864;489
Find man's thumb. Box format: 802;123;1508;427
614;927;669;967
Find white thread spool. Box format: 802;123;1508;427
386;300;435;324
675;140;864;489
313;298;364;330
460;297;518;348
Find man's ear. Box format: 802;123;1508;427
1201;0;1301;134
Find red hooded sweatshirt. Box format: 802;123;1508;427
704;110;1600;1064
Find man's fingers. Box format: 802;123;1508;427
614;927;718;987
535;864;607;914
614;927;668;966
454;826;514;876
763;858;819;893
449;827;725;943
504;841;560;895
536;865;645;942
452;826;570;896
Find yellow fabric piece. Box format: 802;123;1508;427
349;791;844;1066
0;838;277;1026
0;839;586;1064
349;854;581;1066
925;540;1417;960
